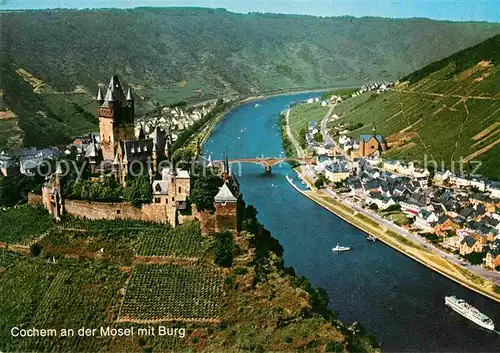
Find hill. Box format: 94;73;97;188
0;204;379;352
329;34;500;180
1;7;499;149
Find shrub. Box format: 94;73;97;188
214;231;237;268
30;243;43;257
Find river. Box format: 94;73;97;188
203;93;500;352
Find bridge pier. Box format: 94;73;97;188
265;165;272;173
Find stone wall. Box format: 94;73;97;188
193;203;238;235
64;199;170;224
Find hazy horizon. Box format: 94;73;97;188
1;0;499;23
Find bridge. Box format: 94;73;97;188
214;157;316;173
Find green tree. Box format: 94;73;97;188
214;231;237;268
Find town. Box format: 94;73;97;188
287;91;500;281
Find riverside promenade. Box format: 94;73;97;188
286;169;500;303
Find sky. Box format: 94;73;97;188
0;0;499;23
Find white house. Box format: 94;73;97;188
399;200;422;216
414;210;439;231
366;192;397;210
487;183;500;199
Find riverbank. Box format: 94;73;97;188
290;168;500;303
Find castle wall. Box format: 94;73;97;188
192;203;238;236
63;199;170;224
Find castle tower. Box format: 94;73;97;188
98;75;135;161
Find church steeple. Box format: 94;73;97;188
372;122;377;135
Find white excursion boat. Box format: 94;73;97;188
332;244;351;252
366;235;377;242
445;296;495;331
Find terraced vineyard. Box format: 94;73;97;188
0;249;22;269
0;206;55;244
328;35;500;179
119;264;224;323
136;221;209;259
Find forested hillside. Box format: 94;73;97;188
0;7;499;148
331;35;500;179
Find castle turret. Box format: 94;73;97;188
96;87;104;105
98;75;135;161
126;86;134;102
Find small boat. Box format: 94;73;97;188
254;104;260;107
332;244;351;252
366;235;377;242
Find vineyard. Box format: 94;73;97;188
119;264;224;323
136;221;209;259
60;215;168;233
0;249;21;269
0;206;55;244
0;258;127;352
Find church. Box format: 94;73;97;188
86;75;171;185
359;124;388;157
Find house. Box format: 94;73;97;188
324;160;351;183
487;182;500;199
484;249;500;270
366;191;397;210
383;159;400;172
459;236;483;256
442;235;463;251
414;210;439;231
434;170;452;182
435;216;461;236
449;175;471;188
399;200;423;216
152;168;191;211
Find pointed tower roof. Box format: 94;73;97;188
113;153;120;165
372;122;377;134
138;124;146;140
152;126;165;150
104;86;115;102
214;182;237;203
96;87;103;101
85;140;98;158
104;75;125;103
126;86;134;101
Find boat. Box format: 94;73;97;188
366;235;377;242
445;296;495;331
332;244;351;252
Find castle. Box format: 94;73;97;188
87;75;171;184
38;75;240;234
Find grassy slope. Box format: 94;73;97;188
0;207;377;352
330;35;500;179
288;101;329;141
1;8;500;148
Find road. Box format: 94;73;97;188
285;109;304;158
321;187;500;286
319;104;352;161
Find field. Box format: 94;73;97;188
0;258;127;352
136;221;209;258
119;264;224;323
0;206;55;244
288;101;329;141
